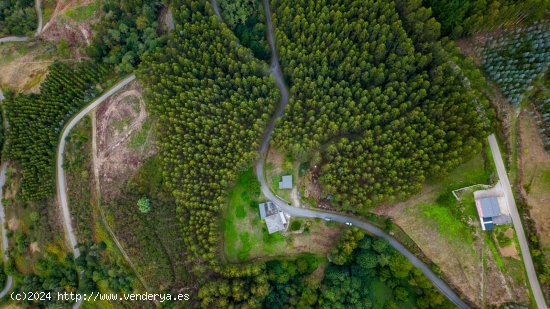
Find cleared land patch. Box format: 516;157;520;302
376;152;529;307
94;81;190;291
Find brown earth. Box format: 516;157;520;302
290;222;341;255
94;80;155;201
266;147;284;174
41;0;96;44
0;42;52;93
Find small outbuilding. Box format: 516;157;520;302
279;175;293;189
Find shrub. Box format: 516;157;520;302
137;197;151;213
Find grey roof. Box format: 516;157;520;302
479;197;501;217
259;203;267;219
279;175;292;189
265;212;287;234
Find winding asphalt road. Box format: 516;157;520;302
488;134;547;309
253;0;470;308
56;75;136;258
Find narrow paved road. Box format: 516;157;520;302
0;36;29;44
56;75;136;258
35;0;43;36
0;92;13;299
253;1;470;308
488;134;547;309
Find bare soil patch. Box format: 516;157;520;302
266;147;284;174
95;81;155;201
8;218;19;231
290;222;341;255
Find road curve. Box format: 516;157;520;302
255;1;470;308
488;134;547;309
56;75;136;258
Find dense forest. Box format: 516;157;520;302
422;0;548;38
5;62;110;200
86;0;167;73
218;0;271;60
138;0;279;272
0;0;37;36
270;0;490;213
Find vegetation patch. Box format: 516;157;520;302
63;115;95;243
103;157;191;291
218;0;270;61
480;22;550;107
65;2;99;22
0;0;38;36
5;61;111;200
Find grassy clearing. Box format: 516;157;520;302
417;203;474;246
223;168;342;262
65;2;99;22
412;152;492;250
41;0;56;24
112;117;130;133
266;151;294;202
128;120;151;150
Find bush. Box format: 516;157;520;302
290;220;302;231
137;197;151;213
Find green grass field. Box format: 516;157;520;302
65;2;99;22
223;168;287;261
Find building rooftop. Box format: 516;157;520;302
478;196;501;217
474;187;511;231
265;212;288;234
279;175;292;189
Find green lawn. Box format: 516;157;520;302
65;2;99;22
417;202;475;246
